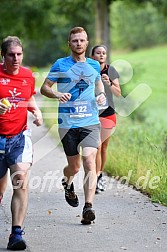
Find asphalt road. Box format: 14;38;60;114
0;96;167;252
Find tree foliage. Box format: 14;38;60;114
0;0;97;66
111;1;167;50
127;0;167;16
1;0;167;66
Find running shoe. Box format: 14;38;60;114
96;173;106;193
7;228;26;250
81;202;95;225
95;186;101;194
62;178;79;207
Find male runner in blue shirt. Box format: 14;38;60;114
40;27;106;224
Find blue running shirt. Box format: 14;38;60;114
47;56;101;128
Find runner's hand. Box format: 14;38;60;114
32;110;43;126
58;93;71;103
102;74;110;85
96;93;106;106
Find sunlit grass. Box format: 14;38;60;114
106;45;167;205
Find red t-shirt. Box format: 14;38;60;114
0;64;35;136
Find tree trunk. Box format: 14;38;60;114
95;0;112;61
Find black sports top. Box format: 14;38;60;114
99;64;119;117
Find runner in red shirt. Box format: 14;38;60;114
0;36;43;250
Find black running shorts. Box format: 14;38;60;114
58;124;100;156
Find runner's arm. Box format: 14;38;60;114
28;96;43;126
40;78;71;103
95;79;106;106
102;74;121;97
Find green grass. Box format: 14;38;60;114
106;45;167;205
35;45;167;206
